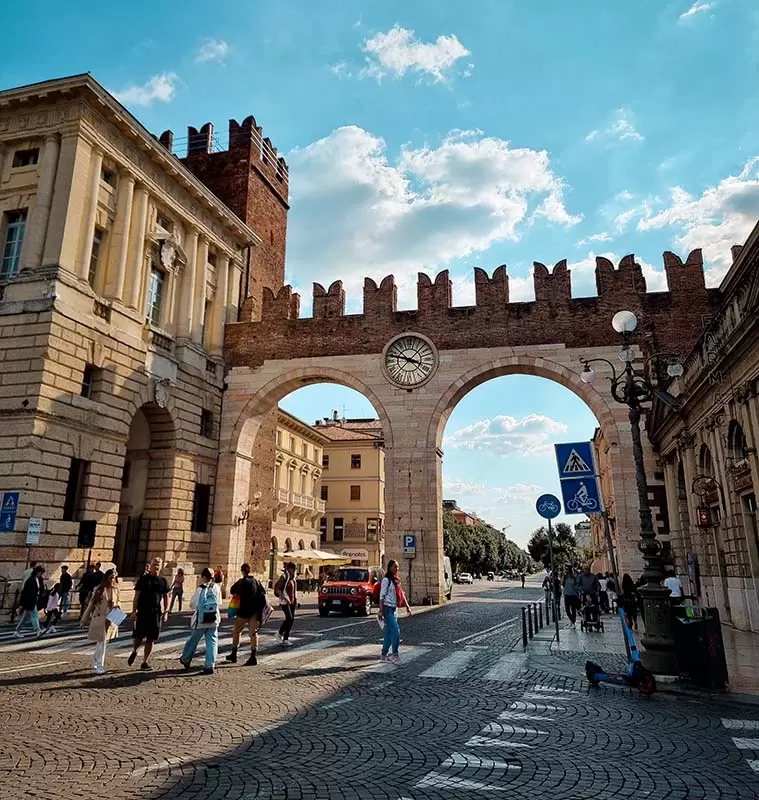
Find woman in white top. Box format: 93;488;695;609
378;559;412;663
180;568;222;675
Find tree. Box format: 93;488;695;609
443;510;534;573
527;523;577;569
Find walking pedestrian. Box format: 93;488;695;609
169;569;185;613
598;573;610;613
606;573;618;612
180;568;222;674
664;571;684;606
226;563;267;665
42;584;62;634
127;557;169;670
22;561;37;584
578;565;601;603
77;564;98;619
520;572;526;588
81;569;121;674
59;565;72;615
274;562;298;646
562;567;580;628
14;565;45;638
621;573;639;630
377;559;412;663
92;562;105;588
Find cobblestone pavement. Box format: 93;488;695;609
1;580;758;799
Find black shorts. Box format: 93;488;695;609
134;612;161;642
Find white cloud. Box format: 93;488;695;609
442;478;486;496
286;126;580;308
361;25;470;81
329;61;353;78
113;73;178;107
679;2;714;22
567;251;669;296
444;414;568;457
577;232;612;246
636;157;759;284
586;108;644;144
196;39;229;64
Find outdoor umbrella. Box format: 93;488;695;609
281;549;352;566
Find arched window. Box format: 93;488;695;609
727;420;749;462
699;444;714;476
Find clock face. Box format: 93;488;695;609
383;335;437;387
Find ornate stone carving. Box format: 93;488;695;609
153;378;171;409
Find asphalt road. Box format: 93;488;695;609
1;579;758;799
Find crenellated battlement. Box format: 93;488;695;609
225;251;723;368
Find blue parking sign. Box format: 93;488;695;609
560;477;603;515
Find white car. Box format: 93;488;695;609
459;572;474;584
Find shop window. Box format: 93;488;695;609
191;484;211;532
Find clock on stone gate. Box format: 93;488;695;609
382;333;439;388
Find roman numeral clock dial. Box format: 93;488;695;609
382;334;438;389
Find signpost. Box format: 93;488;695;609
402;534;417;604
26;518;42;546
535;493;562;644
0;491;20;532
553;442;604;516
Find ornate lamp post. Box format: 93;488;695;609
579;310;683;675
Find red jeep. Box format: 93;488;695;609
318;567;382;617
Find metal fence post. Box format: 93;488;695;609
527;604;534;639
533;602;539;632
539;601;544;629
522;607;528;649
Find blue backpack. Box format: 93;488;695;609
197;585;219;626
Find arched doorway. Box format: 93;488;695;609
113;403;176;576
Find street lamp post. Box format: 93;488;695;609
579;310;683;675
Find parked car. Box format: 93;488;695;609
487;571;495;581
318;567;381;616
458;572;474;585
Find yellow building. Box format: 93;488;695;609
314;416;385;567
268;410;328;584
0;74;285;594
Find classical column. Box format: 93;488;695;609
78;147;103;282
192;238;209;344
227;264;242;323
127;186;149;310
166;270;178;333
176;228;198;339
211;254;230;356
109;170;135;301
19;133;61;271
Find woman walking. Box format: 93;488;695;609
169;568;185;613
621;573;639;631
81;569;121;674
14;565;45;638
180;568;221;674
275;562;298;646
377;559;412;663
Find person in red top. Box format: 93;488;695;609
275;562;298;646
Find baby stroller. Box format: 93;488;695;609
580;593;605;633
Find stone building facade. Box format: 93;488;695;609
314;417;386;568
650;223;759;632
268;410;327;583
0;74;286;593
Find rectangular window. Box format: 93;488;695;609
351;454;361;469
191;483;211;532
63;458;88;522
302;442;309;459
276;430;282;447
319;517;327;543
333;517;344;542
201;299;212;347
101;168;115;186
146;265;165;326
80;364;101;399
321;485;329;502
350;485;361;501
290;435;296;452
200;409;214;438
88;229;103;288
1;210;27;281
367;518;378;541
12;148;39;168
121;460;131;489
208;251;218;267
156;212;173;232
322;454;329;469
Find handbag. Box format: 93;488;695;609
227;594;240;619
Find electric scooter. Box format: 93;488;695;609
585;605;657;696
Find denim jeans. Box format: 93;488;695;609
60;592;70;614
181;626;218;670
15;609;41;635
93;639;107;669
381;606;400;656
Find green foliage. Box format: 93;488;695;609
527;522;578;570
443;510;534;574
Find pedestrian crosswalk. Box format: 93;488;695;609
723;719;759;774
0;625;526;684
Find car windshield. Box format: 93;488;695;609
335;569;369;582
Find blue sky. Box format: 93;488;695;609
4;1;759;545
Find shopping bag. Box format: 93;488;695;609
227;595;240;619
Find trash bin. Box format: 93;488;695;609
672;605;729;691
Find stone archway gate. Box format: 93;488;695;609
214;251;718;603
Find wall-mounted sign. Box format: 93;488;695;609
696;505;712;528
341;548;369;560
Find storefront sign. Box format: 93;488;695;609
341;548;369;560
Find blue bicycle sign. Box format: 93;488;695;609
536;493;561;520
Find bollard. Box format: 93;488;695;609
527;604;534;639
522;607;528;649
533;602;539;631
539;601;544;629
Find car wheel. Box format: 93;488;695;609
359;595;371;616
319;607;329;617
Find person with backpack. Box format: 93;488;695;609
274;562;298;646
180;568;222;675
225;563;266;665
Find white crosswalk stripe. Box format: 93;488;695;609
722;719;759;730
419;648;478;678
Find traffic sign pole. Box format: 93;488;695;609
547;518;560;645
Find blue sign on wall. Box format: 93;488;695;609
560;477;603;515
535;494;562;520
0;491;19;532
554;442;596;480
403;534;417;552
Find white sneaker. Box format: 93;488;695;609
94;666;105;675
48;626;57;635
282;640;293;647
277;633;283;643
13;631;23;639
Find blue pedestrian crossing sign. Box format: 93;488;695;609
0;491;19;532
560;477;603;515
554;441;596;479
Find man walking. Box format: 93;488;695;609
59;565;72;615
578;565;601;603
225;563;266;666
664;571;684;606
14;565;45;638
127;557;169;670
77;565;98;619
562;567;581;629
275;562;298;646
